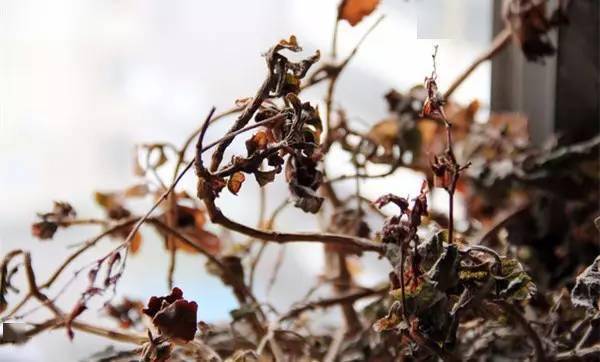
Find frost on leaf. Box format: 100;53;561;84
571;256;600;312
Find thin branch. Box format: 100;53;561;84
444;27;512;99
204;197;384;254
555;344;600;361
280;286;387;321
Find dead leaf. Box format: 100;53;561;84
129;231;142;254
227;172;246;195
124;184;149;198
143;287;198;342
339;0;380;26
571;256;600;312
367;118;399;155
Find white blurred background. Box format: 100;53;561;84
0;0;491;360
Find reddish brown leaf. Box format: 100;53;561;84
153;299;198;342
227;172;246;195
31;221;58;240
66;301;87;340
143;288;198;342
339;0;380;26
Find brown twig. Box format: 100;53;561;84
280;286;387;321
203;197;383;254
443;27;512;99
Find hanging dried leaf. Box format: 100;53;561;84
129;231;143;254
245;130;272;156
31;201;77;240
227;172;246;195
66;301;87;340
31;221;58;240
338;0;380;26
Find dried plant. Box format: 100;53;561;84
2;1;599;361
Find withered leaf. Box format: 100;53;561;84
503;0;555;62
338;0;380;26
571;256;600;312
153;299;198;342
66;301;87;340
129;231;143;254
277;35;300;51
143;287;198;342
31;221;58;240
367;118;400;155
254;169;278;187
245;130;272;156
156;206;221;255
31;201;77;240
123;184;149;198
373;194;409;213
197;175;226;200
497;258;536;301
143;287;184;318
426;244;460;291
373;313;402;333
105;298;143;329
227;172;246;195
94;191;118;209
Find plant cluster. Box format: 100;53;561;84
1;0;598;361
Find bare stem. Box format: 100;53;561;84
444;27;512;99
